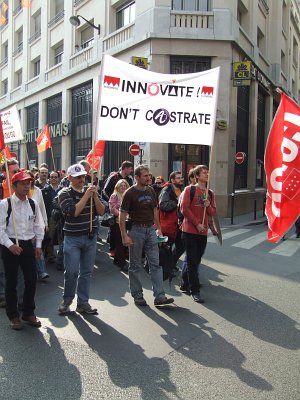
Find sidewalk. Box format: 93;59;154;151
219;211;267;228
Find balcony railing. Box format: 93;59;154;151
12;43;23;57
45;63;62;82
28;30;41;44
25;76;39;92
69;46;93;69
74;0;85;7
48;10;64;28
170;11;213;29
103;23;134;52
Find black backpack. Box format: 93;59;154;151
144;242;173;282
178;185;196;226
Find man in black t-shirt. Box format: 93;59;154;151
119;165;174;307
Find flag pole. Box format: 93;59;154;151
4;154;19;246
50;147;56;171
90;139;95;233
201;144;214;225
25;143;30;169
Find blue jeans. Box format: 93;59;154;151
36;253;48;276
63;234;97;304
128;226;165;301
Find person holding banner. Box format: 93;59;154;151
119;165;174;307
180;165;216;303
0;171;45;330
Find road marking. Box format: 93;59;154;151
207;228;250;243
269;238;300;257
232;231;267;249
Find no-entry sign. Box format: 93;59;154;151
129;144;140;156
235;151;246;165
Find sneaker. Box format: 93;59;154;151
58;299;72;314
154;296;174;306
39;272;49;280
76;303;98;315
191;293;205;303
134;297;148;306
10;318;23;330
179;284;190;292
0;296;6;308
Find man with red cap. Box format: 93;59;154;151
0;170;45;330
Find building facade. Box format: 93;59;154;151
0;0;299;216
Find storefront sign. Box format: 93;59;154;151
233;62;251;87
132;57;148;69
21;122;70;144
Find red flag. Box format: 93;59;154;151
85;140;106;170
0;145;12;164
0;114;5;150
264;92;300;242
36;124;52;153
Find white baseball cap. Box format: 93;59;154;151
67;164;87;177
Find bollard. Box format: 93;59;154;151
254;199;257;220
230;192;235;225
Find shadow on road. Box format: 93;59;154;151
69;313;179;400
0;325;82;400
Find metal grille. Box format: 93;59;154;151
71;82;93;163
103;141;133;176
234;86;249;190
26;103;39;167
46;94;62;170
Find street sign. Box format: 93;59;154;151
235;152;246;165
129;143;140;156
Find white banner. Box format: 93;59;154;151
97;55;220;146
0;105;23;143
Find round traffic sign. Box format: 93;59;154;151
129;144;140;156
235;151;246;165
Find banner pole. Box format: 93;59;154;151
201;144;214;225
4;155;19;246
50;147;56;171
25;144;30;169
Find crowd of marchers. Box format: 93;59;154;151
0;157;219;331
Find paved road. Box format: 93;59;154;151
0;223;299;400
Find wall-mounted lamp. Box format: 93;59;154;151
69;15;100;35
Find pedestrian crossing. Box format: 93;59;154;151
207;227;300;257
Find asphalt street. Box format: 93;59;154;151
0;221;299;400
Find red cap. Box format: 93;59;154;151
11;171;34;185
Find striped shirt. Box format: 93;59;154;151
58;186;99;236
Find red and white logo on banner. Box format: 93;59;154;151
264;93;300;242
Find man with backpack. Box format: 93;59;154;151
180;165;216;303
159;171;184;272
0;170;45;330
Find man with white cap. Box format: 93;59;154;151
0;170;45;330
58;164;105;315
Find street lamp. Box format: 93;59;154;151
69;15;100;35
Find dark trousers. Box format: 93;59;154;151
182;232;207;294
112;223;127;267
2;240;37;320
169;228;185;269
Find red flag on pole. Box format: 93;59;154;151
85;140;106;170
36;124;52;153
264;92;300;242
0;145;12;164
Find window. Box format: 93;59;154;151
81;25;94;49
33;58;40;77
2;78;8;95
1;40;8;63
256;90;266;187
281;50;286;74
293;37;298;67
55;0;64;15
54;43;63;65
257;27;265;53
172;0;209;11
46;94;62;169
32;9;41;34
15;68;22;87
116;1;135;29
14;27;23;54
26;103;39;166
